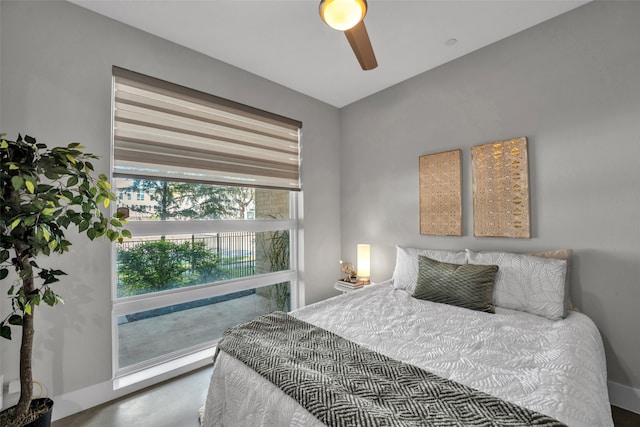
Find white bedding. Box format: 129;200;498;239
202;282;611;427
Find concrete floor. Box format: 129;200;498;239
612;405;640;427
51;366;213;427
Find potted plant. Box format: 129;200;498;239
0;134;129;426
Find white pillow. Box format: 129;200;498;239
465;249;568;320
527;249;575;312
392;246;467;292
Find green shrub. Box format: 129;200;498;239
117;239;225;297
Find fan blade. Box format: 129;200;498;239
344;21;378;70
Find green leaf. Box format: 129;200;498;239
11;175;24;190
59;240;71;251
41;226;51;241
25;180;35;194
110;219;123;228
8;314;22;326
0;139;8;149
106;229;118;242
45;171;61;180
87;228;97;240
1;324;11;340
53;166;69;174
24;303;32;316
66;175;79;187
121;230;132;238
78;220;90;233
43;289;56;306
57;216;71;228
0;268;8;280
10;218;21;230
0;250;9;262
42;274;60;285
32;200;44;211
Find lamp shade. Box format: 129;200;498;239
357;244;371;284
319;0;367;31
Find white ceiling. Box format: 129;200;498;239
69;0;589;108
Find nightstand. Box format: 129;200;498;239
334;281;365;294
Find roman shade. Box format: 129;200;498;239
112;66;302;190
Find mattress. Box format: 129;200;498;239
202;281;612;426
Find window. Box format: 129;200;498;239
111;67;301;377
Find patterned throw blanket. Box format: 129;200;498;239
215;312;567;427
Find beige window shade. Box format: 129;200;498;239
112;66;302;190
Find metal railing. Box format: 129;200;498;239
118;232;256;281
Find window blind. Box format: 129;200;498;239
112;66;302;190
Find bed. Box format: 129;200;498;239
201;247;612;426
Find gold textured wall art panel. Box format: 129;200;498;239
472;137;530;238
419;149;462;236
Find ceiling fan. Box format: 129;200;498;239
319;0;378;70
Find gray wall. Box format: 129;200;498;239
0;1;340;398
341;1;640;390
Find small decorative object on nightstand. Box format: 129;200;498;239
339;259;356;282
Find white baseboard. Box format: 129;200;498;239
609;380;640;414
51;351;213;422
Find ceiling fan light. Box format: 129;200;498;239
320;0;367;31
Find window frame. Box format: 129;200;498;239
109;71;301;380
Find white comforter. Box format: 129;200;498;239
202;282;611;427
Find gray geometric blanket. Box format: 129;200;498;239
215;311;567;427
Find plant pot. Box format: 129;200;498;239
0;398;54;427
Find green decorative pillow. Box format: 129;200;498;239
413;256;499;313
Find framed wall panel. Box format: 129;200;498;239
419;149;462;236
471;137;530;238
